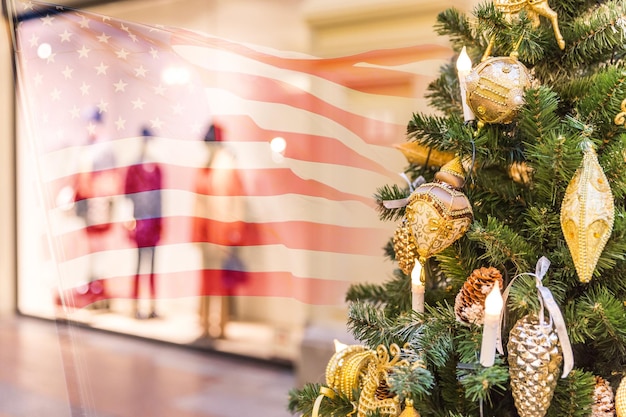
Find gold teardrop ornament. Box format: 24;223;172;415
560;142;614;283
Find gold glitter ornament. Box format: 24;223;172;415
454;266;504;325
616;376;626;417
508;314;563;417
560;142;615;283
465;55;532;125
591;376;615;417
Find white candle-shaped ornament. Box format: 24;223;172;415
456;46;475;122
411;261;425;313
480;281;503;367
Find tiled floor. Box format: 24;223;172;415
0;315;296;417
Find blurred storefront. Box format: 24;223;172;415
2;0;473;368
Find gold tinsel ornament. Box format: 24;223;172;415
357;344;407;417
465;54;532;125
508;314;563;417
560;141;615;283
591;376;615;417
454;266;504;325
402;157;473;286
616;376;626;417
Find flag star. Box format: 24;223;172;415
22;1;34;10
40;15;55;26
172;103;184;115
113;79;128;92
87;121;97;135
77;45;91;58
95;62;109;75
97;32;111;43
149;47;159;59
69;106;81;119
191;122;203;134
61;66;74;79
152;84;166;96
80;82;91;96
33;73;43;86
50;88;61;101
128;33;138;43
114;116;126;130
28;33;39;47
134;65;148;78
59;29;72;42
150;118;164;130
120;23;129;32
46;53;56;64
115;48;129;60
97;99;109;113
131;97;146;109
79;15;90;28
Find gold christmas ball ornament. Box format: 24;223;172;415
454;266;504;325
508;314;563;417
404;157;473;262
616;376;626;417
325;343;375;401
592;376;615;417
393;218;418;276
465;55;532;124
399;399;421;417
560;142;615;283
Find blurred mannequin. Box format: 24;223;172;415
124;128;163;319
74;111;119;306
193;124;245;338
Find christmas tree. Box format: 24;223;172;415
288;1;626;417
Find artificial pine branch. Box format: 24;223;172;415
287;383;355;417
374;184;410;222
546;369;595;417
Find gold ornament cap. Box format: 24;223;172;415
435;157;466;188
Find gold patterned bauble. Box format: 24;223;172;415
393;218;418;276
325;343;375;401
465;55;532;124
616;376;626;417
404;157;473;270
358;344;407;417
508;314;563;417
560;142;615;283
493;0;565;49
454;266;504;325
591;376;615;417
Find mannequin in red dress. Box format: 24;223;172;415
124;128;163;319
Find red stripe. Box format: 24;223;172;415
174;30;452;97
56;271;351;308
53;164;375;204
54;217;391;261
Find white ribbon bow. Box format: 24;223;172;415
499;256;574;378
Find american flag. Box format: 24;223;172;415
13;0;451;308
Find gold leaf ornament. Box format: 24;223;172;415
560;142;615;283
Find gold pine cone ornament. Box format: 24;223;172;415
401;157;473;284
465;55;532;125
508;314;563;417
560;142;615;283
